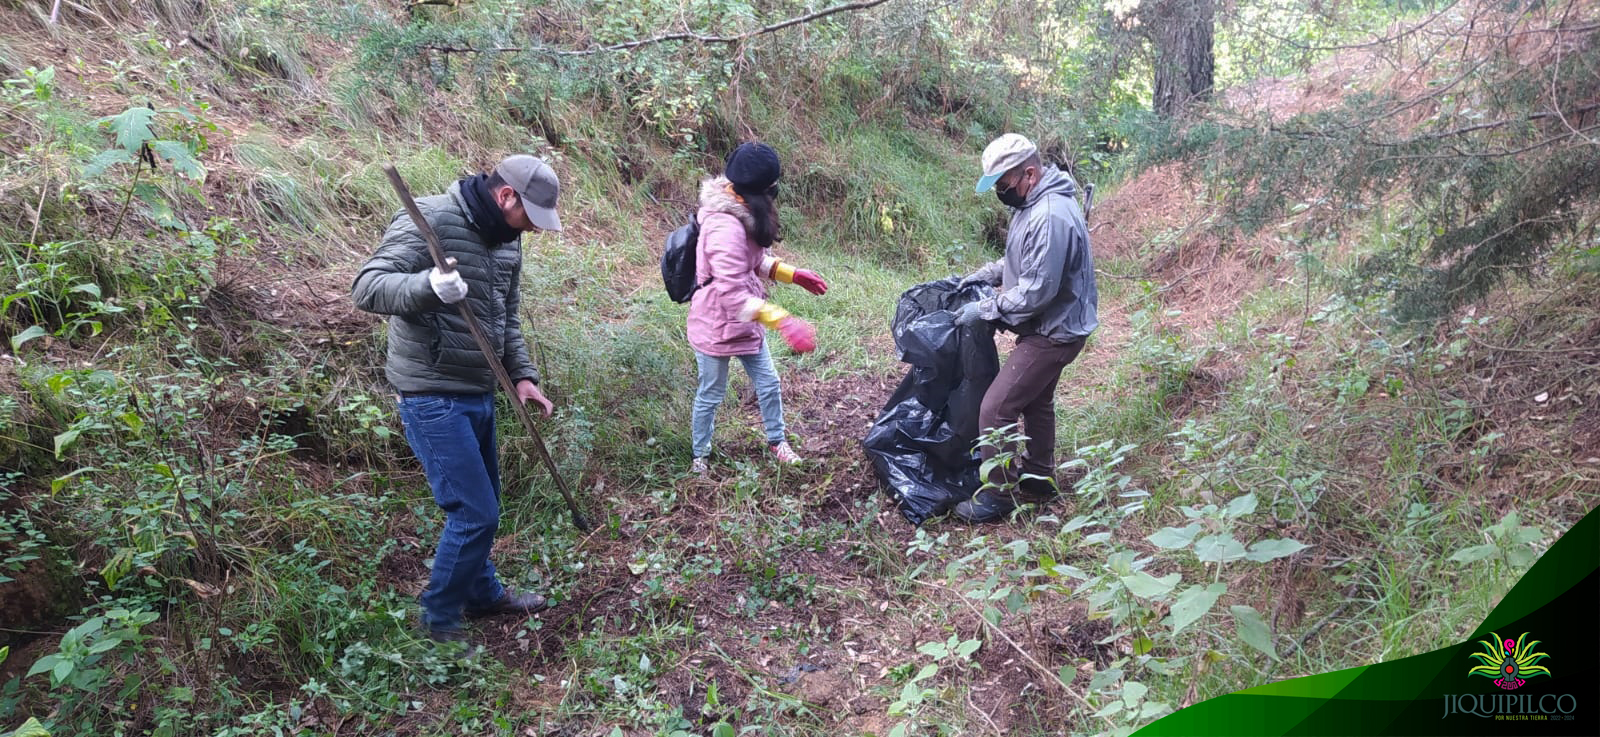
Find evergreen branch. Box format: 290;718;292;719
1255;0;1465;53
1366;104;1600;147
419;0;891;57
1372;122;1600;163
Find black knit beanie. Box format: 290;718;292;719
724;142;781;196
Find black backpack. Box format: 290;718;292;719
661;212;711;303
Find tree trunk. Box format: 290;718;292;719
1151;0;1214;118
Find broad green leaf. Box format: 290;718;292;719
1057;665;1075;686
149;140;205;180
1063;514;1097;532
1193;534;1247;563
638;653;650;672
88;637;121;654
894;682;918;710
1121;571;1180;598
10;325;48;352
133;182;185;229
1245;538;1311;563
1131;636;1154;655
916;641;948;658
1224;493;1258;518
105;106;157;153
913;663;938;682
68;282;101;299
1509;526;1543;545
1139;701;1173;719
53;428;81;460
83;148;135;179
26;654;59;678
1088;667;1124;692
1230;605;1277;659
1167;583;1226;635
52;658;72;684
1123;680;1148;705
954;639;981;659
887;723;909;737
1093;700;1124;718
9;717;50;737
713;724;735;737
1146;523;1202;549
1507;546;1537;568
118;412;144;434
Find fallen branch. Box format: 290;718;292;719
422;0;890;57
912;578;1107;725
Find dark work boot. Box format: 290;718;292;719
1017;476;1059;503
954;478;1059;523
464;589;550;619
953;490;1019;523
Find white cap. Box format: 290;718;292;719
975;133;1038;193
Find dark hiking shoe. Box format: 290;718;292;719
465;589;550;619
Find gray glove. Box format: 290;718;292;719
958;262;1002;289
953;302;985;327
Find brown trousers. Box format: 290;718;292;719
978;334;1086;485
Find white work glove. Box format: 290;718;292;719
428;267;467;304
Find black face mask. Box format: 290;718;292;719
995;175;1028;208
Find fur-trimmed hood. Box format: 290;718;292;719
698;176;757;232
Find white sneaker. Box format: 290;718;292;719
690;457;709;475
769;441;802;464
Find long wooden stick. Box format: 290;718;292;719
382;164;590;531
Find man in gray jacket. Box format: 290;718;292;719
952;134;1098;523
352;155;560;644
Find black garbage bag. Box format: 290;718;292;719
863;277;1000;524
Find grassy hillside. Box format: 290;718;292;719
1;1;1596;736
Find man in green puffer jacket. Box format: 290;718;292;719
352;154;561;646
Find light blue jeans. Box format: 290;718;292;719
693;346;786;458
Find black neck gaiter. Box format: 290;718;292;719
460;174;522;245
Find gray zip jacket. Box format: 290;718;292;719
971;166;1098;343
351;181;539;394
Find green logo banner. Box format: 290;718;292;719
1135;505;1599;736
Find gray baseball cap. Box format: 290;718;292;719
495;154;563;232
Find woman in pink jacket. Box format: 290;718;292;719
687;142;827;475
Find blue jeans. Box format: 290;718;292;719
398;393;506;632
692;347;786;458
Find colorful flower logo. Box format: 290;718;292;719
1468;631;1551;690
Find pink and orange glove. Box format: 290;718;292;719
768;260;828;296
777;316;817;353
742;299;818;354
792;269;828;295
